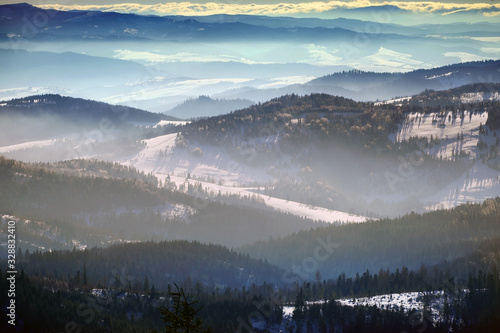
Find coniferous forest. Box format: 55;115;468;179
1;151;500;331
0;7;500;330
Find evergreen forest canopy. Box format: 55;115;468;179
1;3;500;331
2;152;500;331
0;69;500;332
0;156;321;250
2;214;500;332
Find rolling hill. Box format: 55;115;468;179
220;60;500;102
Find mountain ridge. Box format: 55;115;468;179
219;60;500;102
0;93;178;123
0;3;382;42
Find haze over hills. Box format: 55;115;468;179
8;3;497;42
218;60;500;103
1;3;499;113
1;2;500;332
0;3;364;42
0;94;179;160
0;94;173;124
3;83;499;220
165;96;254;119
33;1;500;25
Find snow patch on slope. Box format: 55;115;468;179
423;162;500;210
426;71;453;80
0;139;57;153
338;290;452;323
391;110;500;211
391;110;488;160
122;133;370;223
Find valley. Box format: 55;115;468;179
1;2;500;332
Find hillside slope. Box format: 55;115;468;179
240;198;500;279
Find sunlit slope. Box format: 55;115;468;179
123;133;370;223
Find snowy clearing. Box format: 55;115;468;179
122;133;370;224
390;110;500;210
167;175;369;224
276;290;456;332
423;162;500;210
152;120;190;128
391;110;489;160
337;290;459;323
0;139;58;153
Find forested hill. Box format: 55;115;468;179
18;240;284;290
166;95;254;119
312;61;500;86
179;88;499;160
180;93;404;153
0;94;177;124
307;60;500;101
384;82;500;129
240;198;500;280
0;156;166;218
405;82;500;103
0;156;321;250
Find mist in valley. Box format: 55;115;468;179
1;2;500;332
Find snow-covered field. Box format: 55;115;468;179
281;290;454;324
122;133;370;224
460;91;500;104
391;110;490;160
122;133;274;186
338;291;447;321
169;175;369;223
152;120;190;128
423;162;500;210
261;290;455;332
0;138;58;153
390;110;500;210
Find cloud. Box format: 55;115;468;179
483;11;500;17
102;77;254;103
257;75;317;89
38;1;500;18
444;52;491;63
299;44;342;66
355;47;429;72
113;49;274;64
480;47;500;54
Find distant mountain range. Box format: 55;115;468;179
1;3;499;114
0;94;176;147
0;3;383;42
0;48;349;111
0;94;175;123
18;239;285;289
3;3;498;43
0;48;150;92
218;60;500;102
166;96;254;119
167;14;500;37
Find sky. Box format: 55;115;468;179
5;1;499;19
13;1;497;4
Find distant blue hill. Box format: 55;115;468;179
0;3;398;42
166;96;254;119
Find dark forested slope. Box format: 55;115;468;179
240;198;500;280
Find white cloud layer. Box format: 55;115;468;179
351;47;430;72
444;52;491;63
113;49;271;64
300;44;342;66
39;1;500;18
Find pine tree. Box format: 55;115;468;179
83;261;87;286
153;284;211;333
144;275;150;294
